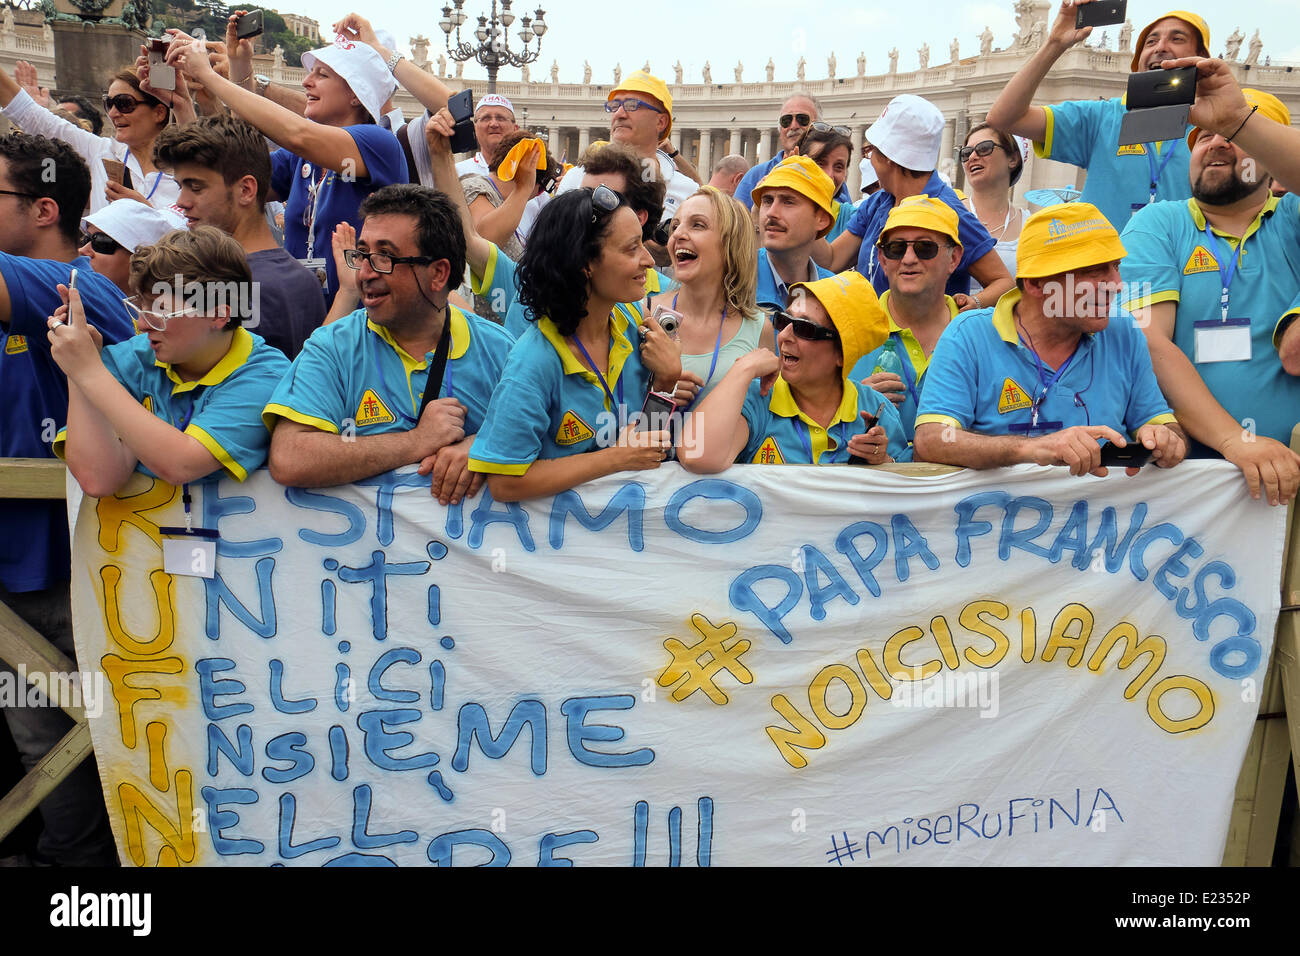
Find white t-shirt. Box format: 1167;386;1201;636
557;149;696;224
456;151;548;239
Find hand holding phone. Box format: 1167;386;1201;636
147;37;177;91
447;89;478;154
1076;0;1127;30
236;10;265;39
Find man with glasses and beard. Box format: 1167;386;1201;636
1122;77;1300;506
735;92;850;212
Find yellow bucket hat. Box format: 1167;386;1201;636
1016;202;1126;279
1130;11;1210;72
1187;87;1290;147
881;195;962;246
752;156;837;237
790;271;890;376
610;71;673;137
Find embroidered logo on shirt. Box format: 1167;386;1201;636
355;389;396;427
4;334;27;354
142;395;153;413
556;411;594;445
1115;143;1147;156
1183;245;1220;274
752;437;786;464
998;378;1033;413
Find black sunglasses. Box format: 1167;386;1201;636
771;309;839;342
102;93;146;114
878;238;944;260
80;231;122;255
779;112;812;129
958;140;1009;163
586;183;621;222
809;121;852;136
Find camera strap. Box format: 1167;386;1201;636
416;307;455;420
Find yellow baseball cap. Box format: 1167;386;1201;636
751;156;837;238
1187;87;1290;147
790;271;890;377
1016;202;1126;279
1130;11;1211;72
881;195;962;247
610;71;673;137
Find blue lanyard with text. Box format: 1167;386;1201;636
571;327;624;420
1026;345;1075;429
795;418;851;464
1145;142;1178;204
1201;223;1239;322
173;396;198;529
892;331;922;407
675;293;727;410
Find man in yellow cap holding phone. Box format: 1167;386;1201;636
913;202;1187;477
988;4;1210;229
1122;65;1300;506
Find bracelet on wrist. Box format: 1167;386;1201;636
1225;105;1257;143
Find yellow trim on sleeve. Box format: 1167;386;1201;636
914;414;964;430
186;423;248;482
468;457;531;476
1123;288;1180;313
1033;106;1054;159
1273;308;1300;348
469;242;500;297
1141;414;1178;430
51;427;68;461
261;403;340;434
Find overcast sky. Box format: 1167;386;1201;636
301;0;1297;84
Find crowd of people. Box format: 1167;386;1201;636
2;2;1300;865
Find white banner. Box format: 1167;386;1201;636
71;461;1283;866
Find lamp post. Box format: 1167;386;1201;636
439;0;548;94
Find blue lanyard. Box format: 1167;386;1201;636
1019;322;1076;429
173;395;199;526
1144;142;1178;204
793;411;851;464
143;169;163;202
674;293;727;410
891;331;922;407
571;324;624;417
1201;223;1239;322
372;337;452;425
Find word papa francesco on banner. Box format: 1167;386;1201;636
70;461;1283;867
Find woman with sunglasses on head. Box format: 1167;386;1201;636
680;271;906;471
166;18;406;304
648;186;774;410
959;123;1028;298
468;187;682;501
0;63;180;213
798;123;858;241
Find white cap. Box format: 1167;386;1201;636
858;157;879;188
301;35;398;125
83;200;186;253
476;93;515;118
865;94;944;172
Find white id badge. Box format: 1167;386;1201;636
299;256;329;292
160;527;218;579
1193;318;1252;364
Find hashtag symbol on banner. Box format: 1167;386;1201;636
826;832;859;865
656;613;754;705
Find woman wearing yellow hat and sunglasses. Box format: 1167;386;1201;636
680;272;906;470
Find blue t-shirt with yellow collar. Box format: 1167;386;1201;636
1120;192;1300;446
469;243;673;339
915;289;1175;439
848;290;960;447
263;306;513;440
1036;97;1192;232
469;302;654;474
54;327;290;481
755;248;834;313
739;376;907;465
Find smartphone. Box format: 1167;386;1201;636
652;306;683;340
1119;65;1196;145
236;10;264;39
1099;441;1153;468
102;158;126;186
1075;0;1126;30
147;37;176;91
69;268;77;293
447;89;477;153
636;390;677;433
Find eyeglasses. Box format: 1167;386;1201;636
586;184;621;222
122;296;199;332
779;112;812;129
771;309;839;342
80;231;122;255
958;140;1008;164
877;238;945;260
102;93;145;114
343;248;435;274
604;97;664;114
0;188;36;200
809;121;851;136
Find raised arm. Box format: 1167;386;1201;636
333;13;455;115
426;108;493;276
986;0;1095;142
679;349;770;472
468;145;539;250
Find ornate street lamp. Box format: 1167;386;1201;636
439;0;548;93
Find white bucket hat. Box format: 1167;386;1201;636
83;199;186;253
301;36;398;124
865;94;944;172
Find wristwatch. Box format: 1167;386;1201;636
386;51;405;74
253;74;271;96
666;147;680;158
